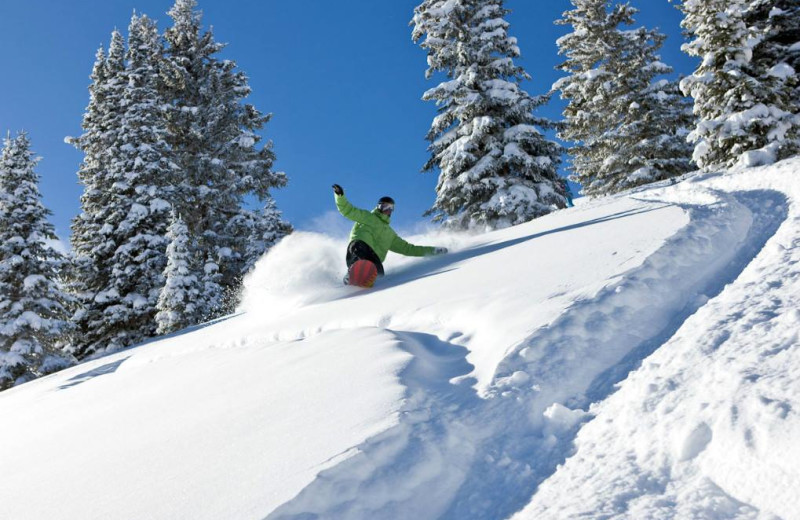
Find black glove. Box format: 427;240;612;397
433;247;448;255
332;184;344;196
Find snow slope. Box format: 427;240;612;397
1;159;798;519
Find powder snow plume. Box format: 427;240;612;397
238;231;349;314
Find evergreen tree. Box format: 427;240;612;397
679;0;798;169
198;251;224;321
92;13;175;352
0;132;74;390
68;16;176;358
155;214;202;334
554;0;694;196
63;49;101;342
412;0;564;229
745;0;800;117
241;199;292;275
67;31;129;358
162;0;288;314
205;201;292;316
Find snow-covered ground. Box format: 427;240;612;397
1;159;798;519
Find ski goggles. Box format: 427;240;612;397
378;202;395;214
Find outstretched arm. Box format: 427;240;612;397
389;235;447;257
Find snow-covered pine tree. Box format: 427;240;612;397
155;214;202;335
92;12;175;351
241;199;292;275
207;200;292;316
554;0;694;196
66;29;130;358
65;46;109;339
412;0;564;229
0;132;74;390
679;0;798;169
162;0;288;316
198;252;224;321
745;0;800;132
67;15;176;358
595;27;695;194
554;0;625;193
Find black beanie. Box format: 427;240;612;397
378;196;395;205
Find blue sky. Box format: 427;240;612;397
0;0;695;241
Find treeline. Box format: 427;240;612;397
413;0;798;224
2;0;799;390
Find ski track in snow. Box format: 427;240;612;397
266;179;791;519
515;167;800;520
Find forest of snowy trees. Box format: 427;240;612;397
1;0;290;389
1;0;798;389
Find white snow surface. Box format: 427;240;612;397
2;159;800;519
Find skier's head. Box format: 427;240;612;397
377;196;395;216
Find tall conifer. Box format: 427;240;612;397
0;133;73;390
413;0;564;229
555;0;694;196
92;13;175;351
162;0;288;315
68;16;176;357
67;30;130;358
68;1;291;352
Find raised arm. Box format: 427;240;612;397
333;185;378;225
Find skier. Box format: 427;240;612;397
332;184;447;286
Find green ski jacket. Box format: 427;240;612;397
335;193;435;262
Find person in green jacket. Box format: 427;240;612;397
332;184;447;279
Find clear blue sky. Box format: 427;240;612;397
0;0;695;241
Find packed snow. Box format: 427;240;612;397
1;159;799;519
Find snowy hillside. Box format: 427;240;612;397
1;159;799;520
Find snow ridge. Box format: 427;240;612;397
518;167;799;519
